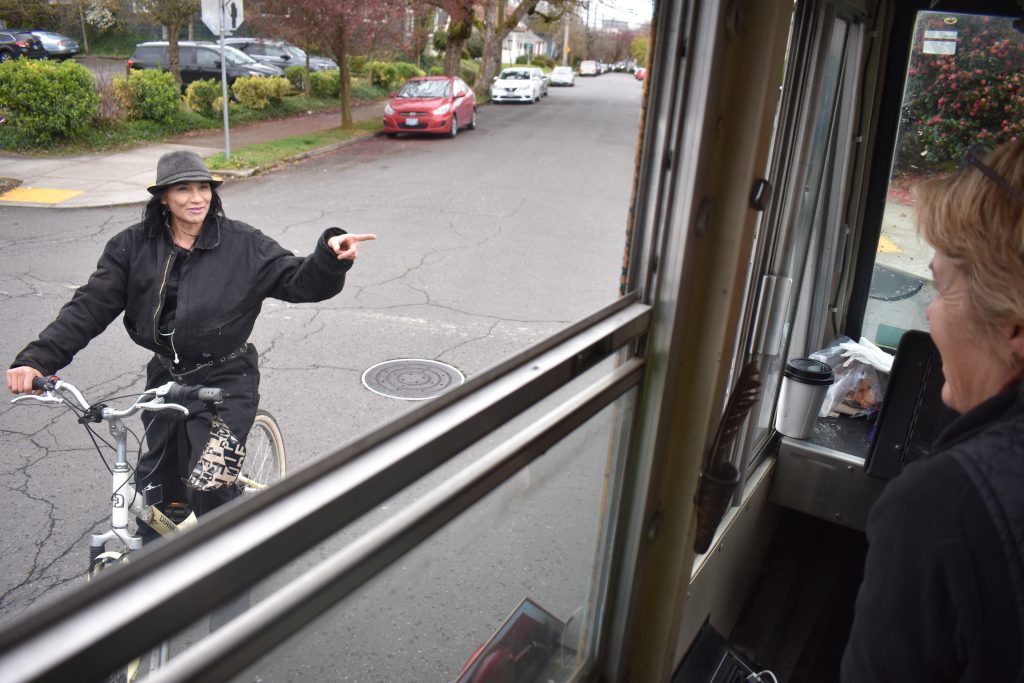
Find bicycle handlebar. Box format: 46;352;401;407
13;376;225;420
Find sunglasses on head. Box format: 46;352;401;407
960;144;1024;208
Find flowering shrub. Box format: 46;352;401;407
895;13;1024;174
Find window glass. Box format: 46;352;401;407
195;47;217;67
862;11;1024;349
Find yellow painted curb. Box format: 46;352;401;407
877;235;902;254
0;187;83;204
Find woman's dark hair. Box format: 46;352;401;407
142;187;225;235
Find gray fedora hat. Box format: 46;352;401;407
148;150;223;194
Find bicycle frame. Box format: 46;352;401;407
13;379;195;557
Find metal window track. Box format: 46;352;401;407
0;296;650;683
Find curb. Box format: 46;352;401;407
0;130;383;209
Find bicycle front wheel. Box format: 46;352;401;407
240;409;286;493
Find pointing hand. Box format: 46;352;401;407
328;233;377;261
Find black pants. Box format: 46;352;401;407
136;346;260;518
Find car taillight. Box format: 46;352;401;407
127;58;136;68
14;41;28;47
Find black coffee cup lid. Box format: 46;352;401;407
784;358;833;385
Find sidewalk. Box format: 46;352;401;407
0;101;383;209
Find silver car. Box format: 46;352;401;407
490;67;545;104
30;31;80;60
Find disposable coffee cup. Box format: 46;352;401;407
775;358;833;439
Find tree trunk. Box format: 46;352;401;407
304;53;311;97
477;0;499;97
443;17;472;77
336;28;353;128
168;25;183;87
78;2;89;53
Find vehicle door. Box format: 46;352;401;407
260;43;291;69
193;46;220;84
453;79;472;121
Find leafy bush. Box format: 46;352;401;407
428;65;444;76
351;80;388;101
310;69;340;98
460;59;478;88
184;78;221;117
0;58;99;145
348;55;367;76
231;76;291;110
113;69;180;124
531;54;555;69
365;60;424;91
392;61;425;82
366;61;399;90
896;14;1024;175
515;54;554;68
284;65;306;91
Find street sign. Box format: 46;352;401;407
201;0;243;35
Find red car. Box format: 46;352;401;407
383;75;477;139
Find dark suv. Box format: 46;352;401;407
0;30;47;61
223;38;337;72
127;41;284;88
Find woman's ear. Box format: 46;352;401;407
1009;324;1024;368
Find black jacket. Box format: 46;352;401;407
14;216;351;374
842;385;1024;682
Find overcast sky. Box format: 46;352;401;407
589;0;655;28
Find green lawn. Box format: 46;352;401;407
205;119;382;170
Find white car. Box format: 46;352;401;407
490;67;544;104
550;65;575;87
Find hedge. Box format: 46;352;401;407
0;58;99;145
113;69;180;124
184;78;222;117
310;69;340;99
231;76;291;110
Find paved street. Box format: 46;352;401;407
0;73;644;679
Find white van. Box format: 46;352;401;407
579;60;598;76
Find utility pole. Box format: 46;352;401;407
562;16;569;65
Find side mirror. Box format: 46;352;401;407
455;91;465;98
389;91;397;97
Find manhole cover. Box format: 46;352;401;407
361;359;465;401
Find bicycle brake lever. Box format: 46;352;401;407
11;393;64;406
136;399;189;416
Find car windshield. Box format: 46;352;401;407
498;70;530;80
397;80;451;98
284;45;306;60
223;45;258;65
554;67;572;74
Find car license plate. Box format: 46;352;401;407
406;118;419;126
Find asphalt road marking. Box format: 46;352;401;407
0;187;83;204
877;235;902;253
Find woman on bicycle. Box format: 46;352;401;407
6;150;375;523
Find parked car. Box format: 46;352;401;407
223;37;336;72
128;41;283;89
29;30;80;60
490;67;545;104
0;30;47;62
526;67;549;96
549;65;575;87
578;60;598;77
382;75;476;138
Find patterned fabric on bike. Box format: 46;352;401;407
187;415;246;490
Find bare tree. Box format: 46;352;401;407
477;0;580;95
136;0;199;86
418;0;477;76
250;0;404;126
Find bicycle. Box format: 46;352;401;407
10;375;286;680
